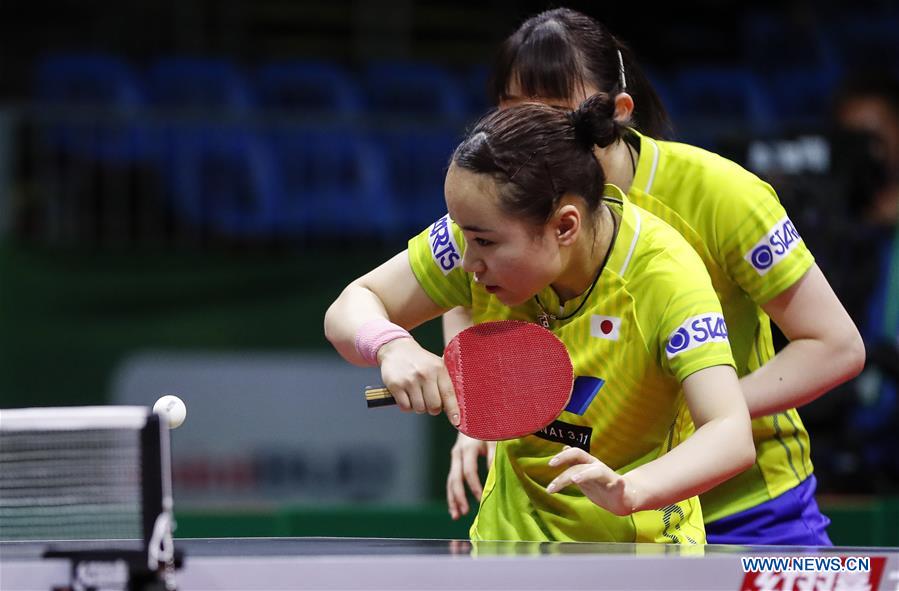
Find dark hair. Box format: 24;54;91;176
491;8;672;139
452;94;624;225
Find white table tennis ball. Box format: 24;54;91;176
153;395;187;429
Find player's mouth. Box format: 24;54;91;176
484;285;500;294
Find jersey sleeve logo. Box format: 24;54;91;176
429;214;461;275
666;313;729;359
744;216;803;276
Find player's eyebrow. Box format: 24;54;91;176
461;224;494;233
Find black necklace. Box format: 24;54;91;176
534;208;620;328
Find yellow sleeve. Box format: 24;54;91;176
407;214;473;310
635;230;736;383
708;169;814;304
659;296;736;383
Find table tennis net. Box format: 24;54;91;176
0;407;157;542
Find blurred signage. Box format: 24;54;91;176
746;135;830;175
112;352;429;507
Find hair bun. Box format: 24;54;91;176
570;93;619;149
568;109;596;152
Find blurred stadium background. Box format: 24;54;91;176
0;0;897;544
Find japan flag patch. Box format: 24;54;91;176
591;315;621;341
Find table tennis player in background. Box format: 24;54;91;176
443;8;865;546
325;96;755;543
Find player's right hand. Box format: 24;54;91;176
377;337;459;425
447;432;496;520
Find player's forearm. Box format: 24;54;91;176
741;333;865;418
624;415;755;513
747;264;867;418
324;282;392;366
442;307;473;346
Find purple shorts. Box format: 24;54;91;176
705;476;833;546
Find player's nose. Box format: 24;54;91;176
461;249;485;275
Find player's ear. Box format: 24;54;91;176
613;92;634;124
553;201;581;246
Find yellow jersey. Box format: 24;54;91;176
628;130;815;522
408;187;735;542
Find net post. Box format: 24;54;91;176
140;413;165;550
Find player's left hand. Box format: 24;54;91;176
545;447;638;516
446;432;497;520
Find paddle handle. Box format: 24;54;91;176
364;386;397;408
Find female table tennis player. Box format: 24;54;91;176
325;95;755;542
444;8;865;546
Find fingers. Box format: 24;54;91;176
386;370;435;414
546;463;597;494
448;540;472;556
437;366;460;426
421;377;443;416
387;366;454;420
546;462;618;495
390;388;412;412
546;448;609;494
544;448;635;515
547;446;596;469
446;445;468;520
548;464;631;516
446;434;488;520
378;342;451;417
461;442;484;501
398;382;426;414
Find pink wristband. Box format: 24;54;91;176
354;318;413;366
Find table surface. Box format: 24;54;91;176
2;537;898;590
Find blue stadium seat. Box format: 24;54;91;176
374;127;460;231
148;59;259;235
35;53;155;162
674;66;773;125
362;61;466;120
163;125;281;237
463;64;492;119
831;17;899;70
267;126;395;237
164;124;395;239
763;67;841;129
642;66;680;127
147;57;254;113
256;61;362;116
741;13;840;74
672;66;775;147
36;53;145;109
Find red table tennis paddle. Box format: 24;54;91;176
364;320;574;441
